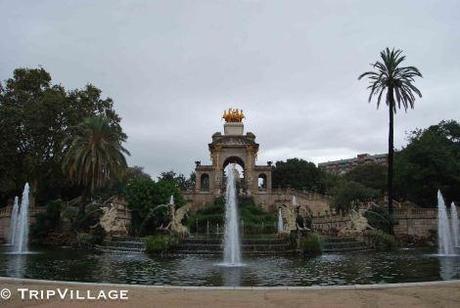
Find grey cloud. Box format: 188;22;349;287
1;0;459;177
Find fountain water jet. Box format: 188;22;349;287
277;208;284;233
220;164;242;266
9;196;19;245
13;183;30;254
451;202;459;247
437;190;455;255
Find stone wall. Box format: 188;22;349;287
184;188;332;216
312;208;439;239
393;208;437;238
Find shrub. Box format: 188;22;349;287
144;234;178;254
300;233;322;256
187;197;276;235
31;200;63;240
367;230;398;251
187;197;225;233
364;205;394;232
75;232;95;248
89;224;106;245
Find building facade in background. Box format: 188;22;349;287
318;153;387;174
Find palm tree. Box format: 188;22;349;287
62;116;130;200
358;48;422;233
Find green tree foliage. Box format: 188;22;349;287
345;163;387;193
125;177;184;236
158;170;195;191
359;48;422;232
300;233;322;256
394;120;460;207
0;67;125;205
62;116;130;197
31;200;63;240
272;158;325;192
333;181;379;213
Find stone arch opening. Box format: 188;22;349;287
223;156;245;171
200;173;210;191
222;156;245;192
258;173;267;191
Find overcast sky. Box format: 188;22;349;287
1;1;459;178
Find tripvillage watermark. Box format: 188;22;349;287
0;287;129;301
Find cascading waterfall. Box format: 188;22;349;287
222;164;242;266
14;183;30;253
451;202;459;247
277;208;284;233
9;196;19;245
170;195;174;205
437;190;455;255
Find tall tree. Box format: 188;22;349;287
358;48;422;233
62;116;130;202
272;158;325;192
0;67;125;205
0;68;67;205
394;120;460;207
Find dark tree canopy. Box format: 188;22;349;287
272;158;325;192
158;170;195;191
345;163;387;193
394;120;460;207
0;67;126;205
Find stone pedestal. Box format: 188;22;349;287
224;123;244;135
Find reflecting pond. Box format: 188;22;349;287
1;246;459;286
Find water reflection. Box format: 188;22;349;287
221;266;243;286
0;247;459;286
439;256;460;280
6;254;27;278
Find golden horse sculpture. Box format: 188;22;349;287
223;108;245;122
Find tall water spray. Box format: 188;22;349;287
437;190;455;255
14;183;30;253
277;208;284;233
222;165;242;266
9;196;19;245
451;202;459;247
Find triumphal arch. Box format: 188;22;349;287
195;108;272;196
183;109;330;215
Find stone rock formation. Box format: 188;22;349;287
156;203;191;238
99;197;130;237
338;209;373;237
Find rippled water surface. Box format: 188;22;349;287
0;246;459;286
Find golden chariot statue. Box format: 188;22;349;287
223;108;245;123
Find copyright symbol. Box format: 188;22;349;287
0;288;11;300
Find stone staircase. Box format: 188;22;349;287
95;236;293;255
321;237;369;253
175;237;292;255
95;237;145;253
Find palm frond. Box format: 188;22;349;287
358;47;422;113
